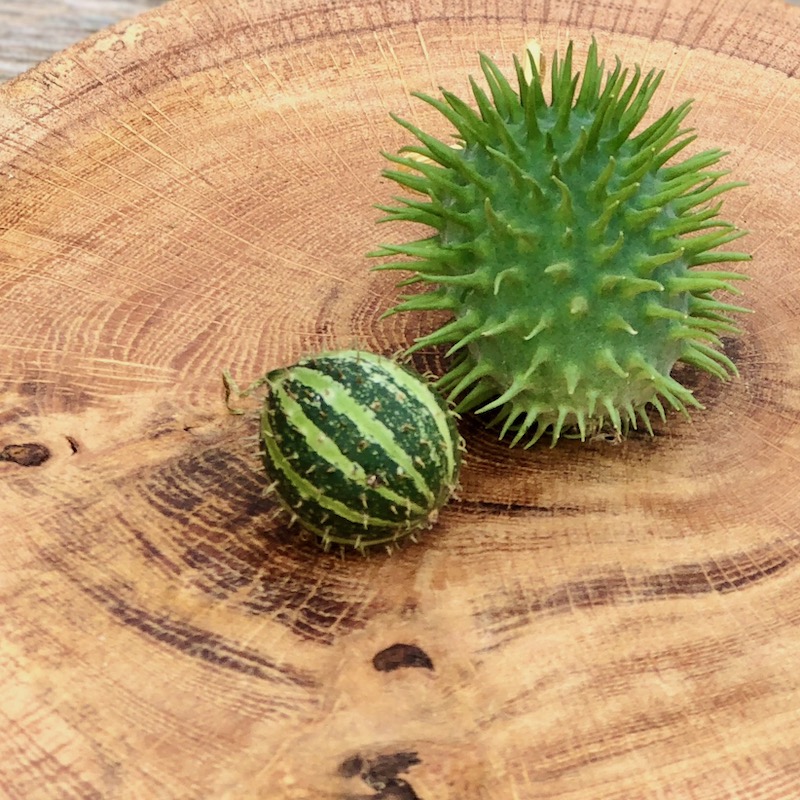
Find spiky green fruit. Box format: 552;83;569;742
259;350;461;552
372;40;751;446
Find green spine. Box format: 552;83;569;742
260;350;461;551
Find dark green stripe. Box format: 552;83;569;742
299;352;458;485
261;425;402;529
286;366;436;502
270;379;429;515
263;387;428;524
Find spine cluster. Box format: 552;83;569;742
373;40;750;444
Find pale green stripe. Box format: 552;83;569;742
273;383;427;515
262;432;400;528
358;356;457;479
291;365;436;501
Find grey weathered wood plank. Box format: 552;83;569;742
0;0;166;82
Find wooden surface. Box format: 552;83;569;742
2;0;800;798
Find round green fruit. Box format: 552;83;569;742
373;39;751;446
258;350;462;552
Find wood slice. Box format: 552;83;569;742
2;0;800;797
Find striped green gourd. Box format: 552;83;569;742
259;350;462;552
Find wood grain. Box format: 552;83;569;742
2;0;800;797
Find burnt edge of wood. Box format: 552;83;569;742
0;442;50;466
46;431;793;657
32;442;382;648
373;644;434;672
67;578;319;691
340;751;422;799
477;544;796;650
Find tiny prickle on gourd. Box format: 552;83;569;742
246;350;461;552
372;39;751;446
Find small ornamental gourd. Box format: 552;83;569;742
372;39;751;446
243;350;462;552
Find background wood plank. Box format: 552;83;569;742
0;0;166;82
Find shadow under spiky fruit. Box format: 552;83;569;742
258;351;462;553
372;40;751;447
